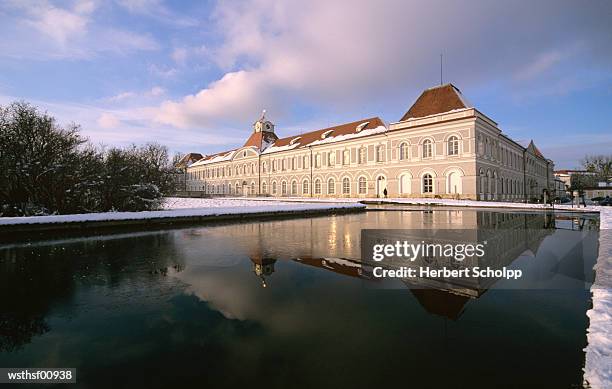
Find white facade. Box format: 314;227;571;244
185;84;555;201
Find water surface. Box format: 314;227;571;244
0;208;600;388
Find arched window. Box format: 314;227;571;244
327;178;335;194
342;177;350;194
272;181;277;195
376;145;385;162
422;139;433;158
251;182;255;194
262;181;267;194
448;136;459;156
423;174;433;193
399;142;409;160
302;179;309;194
358;177;367;194
235;182;240;194
281;181;287;195
314;179;322;195
291;180;297;195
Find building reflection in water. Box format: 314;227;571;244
242;209;597;321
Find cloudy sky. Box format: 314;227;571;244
1;0;611;168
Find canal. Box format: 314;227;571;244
0;208;600;388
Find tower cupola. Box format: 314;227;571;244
253;109;275;133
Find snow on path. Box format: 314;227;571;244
584;207;612;388
162;196;293;209
217;195;601;211
0;199;364;226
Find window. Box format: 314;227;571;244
235;183;240;194
422;139;432;158
315;154;321;168
251;182;255;194
342;177;350;194
302;179;309;194
262;162;267;173
314;179;322;195
376;145;385;162
272;181;277;195
303;155;309;169
448;136;459;156
262;181;267;194
282;181;287;195
423;174;433;193
291;180;297;195
328;152;335;166
358;177;367;194
358;147;366;164
399;142;409;160
342;150;350;165
327;178;335;195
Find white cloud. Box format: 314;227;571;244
108;91;137;102
0;1;159;59
18;1;93;46
97;112;120;128
147;86;165;97
115;0;197;27
149;64;178;78
105;87;165;103
152;0;612;129
171;47;188;65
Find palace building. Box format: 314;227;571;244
184;84;555;201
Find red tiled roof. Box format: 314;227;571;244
400;84;470;121
176;152;203;168
243;130;278;150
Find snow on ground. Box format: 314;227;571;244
215;195;602;211
0;198;364;226
162;196;293;209
584;206;612;388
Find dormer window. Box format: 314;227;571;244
321;130;334;139
356;122;369;132
290;136;301;145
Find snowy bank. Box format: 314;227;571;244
0;200;365;231
584;207;612;388
213;195;601;212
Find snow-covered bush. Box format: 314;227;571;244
0;102;176;216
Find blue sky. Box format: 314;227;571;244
1;0;611;169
